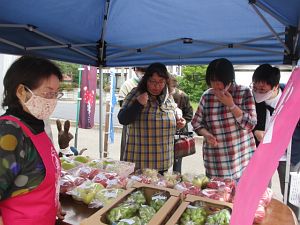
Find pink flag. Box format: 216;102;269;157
79;65;97;129
230;68;300;225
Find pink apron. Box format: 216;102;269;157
0;116;61;225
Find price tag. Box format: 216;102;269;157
104;191;117;198
119;219;134;224
289;172;300;207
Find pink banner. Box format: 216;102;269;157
79;65;97;129
230;68;300;225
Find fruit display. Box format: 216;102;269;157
174;181;202;196
124;190;146;205
75;166;100;179
60;174;85;194
200;178;236;203
205;209;231;225
179;205;207;225
92;188;125;207
254;188;273;223
115;216;142;225
149;191;168;211
162;171;181;188
67;180;105;205
84;158;135;178
92;172;127;189
173;197;232;225
138;205;156;224
192;175;210;189
59;156;132;208
73;155;90;163
107;202;140;223
103;185;179;225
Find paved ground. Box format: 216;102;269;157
49;120;283;201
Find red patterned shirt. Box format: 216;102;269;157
192;84;257;180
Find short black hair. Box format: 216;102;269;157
137;62;172;93
2;55;62;109
205;58;235;87
252;64;280;88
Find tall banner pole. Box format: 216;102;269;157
108;69;117;144
74;65;83;148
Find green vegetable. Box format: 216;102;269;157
125;190;146;205
180;205;207;225
149;192;167;212
107;203;139;223
115;216;142;225
139;205;156;224
205;209;231;225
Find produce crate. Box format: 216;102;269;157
165;194;233;225
80;182;181;225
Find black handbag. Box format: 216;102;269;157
174;131;196;159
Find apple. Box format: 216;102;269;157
73;155;89;163
61;161;76;170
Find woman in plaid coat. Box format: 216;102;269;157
192;58;257;181
118;63;186;174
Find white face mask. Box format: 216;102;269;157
253;90;274;103
23;90;57;120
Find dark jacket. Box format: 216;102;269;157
172;88;193;133
253;83;300;165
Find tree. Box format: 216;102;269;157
177;65;208;102
54;61;81;84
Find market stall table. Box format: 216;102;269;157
56;197;298;225
56;195;98;225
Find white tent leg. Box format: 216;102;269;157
98;66;104;158
283;140;292;204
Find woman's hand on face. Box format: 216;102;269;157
204;133;218;147
176;117;186;129
137;92;149;106
214;89;234;107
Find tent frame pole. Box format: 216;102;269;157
283;140;292;204
250;3;290;54
292;20;300;57
0;24;97;61
98;0;111;158
105;32;286;61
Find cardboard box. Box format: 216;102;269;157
80;182;181;225
165;194;233;225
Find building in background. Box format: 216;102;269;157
234;65;293;86
0;54;18;114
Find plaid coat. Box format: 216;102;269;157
122;88;177;171
192;84;257;180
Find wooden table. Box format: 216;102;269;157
259;199;298;225
56;197;298;225
56;195;98;225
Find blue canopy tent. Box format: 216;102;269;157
0;0;299;67
0;0;300;157
0;1;300;223
0;0;300;162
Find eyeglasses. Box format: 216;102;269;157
24;86;64;99
249;82;270;94
148;79;166;87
